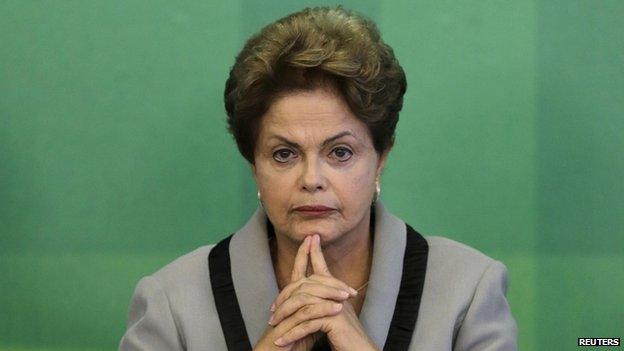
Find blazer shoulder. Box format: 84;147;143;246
422;235;506;298
121;242;228;349
424;235;496;270
149;243;217;293
413;236;517;350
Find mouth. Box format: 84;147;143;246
293;205;337;217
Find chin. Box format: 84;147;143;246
291;222;343;245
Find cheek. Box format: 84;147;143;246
335;165;376;208
255;166;295;210
255;162;281;191
261;172;296;193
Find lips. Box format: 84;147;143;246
294;205;335;212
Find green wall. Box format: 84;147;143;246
1;1;622;350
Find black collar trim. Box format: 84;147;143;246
208;234;251;351
383;224;429;350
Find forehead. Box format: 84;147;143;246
259;88;369;141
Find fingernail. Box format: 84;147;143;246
314;234;320;245
274;337;286;346
340;290;350;298
332;303;343;311
270;303;275;312
268;314;274;325
349;287;358;295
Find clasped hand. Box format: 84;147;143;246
254;235;378;351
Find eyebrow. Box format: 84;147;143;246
268;131;356;149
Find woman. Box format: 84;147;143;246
119;6;517;351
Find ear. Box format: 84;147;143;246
376;146;392;178
250;162;257;178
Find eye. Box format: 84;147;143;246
273;149;297;163
330;147;353;162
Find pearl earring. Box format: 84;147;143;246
257;190;264;208
373;178;381;203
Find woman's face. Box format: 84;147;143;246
251;87;389;246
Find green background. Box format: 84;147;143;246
1;0;622;350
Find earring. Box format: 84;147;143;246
257;190;264;208
373;178;381;203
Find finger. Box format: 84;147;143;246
270;288;349;325
272;281;350;314
271;236;310;312
269;300;340;338
274;320;323;347
269;293;323;326
310;234;331;276
274;303;342;347
306;274;358;296
290;236;311;282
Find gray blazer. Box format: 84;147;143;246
119;201;517;350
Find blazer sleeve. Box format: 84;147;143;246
453;260;518;351
119;276;185;351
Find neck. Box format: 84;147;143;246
270;210;374;295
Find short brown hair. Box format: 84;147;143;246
224;6;407;163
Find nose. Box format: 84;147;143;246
299;156;326;193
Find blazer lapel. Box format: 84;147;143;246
359;201;407;349
227;201;407;349
229;208;278;346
